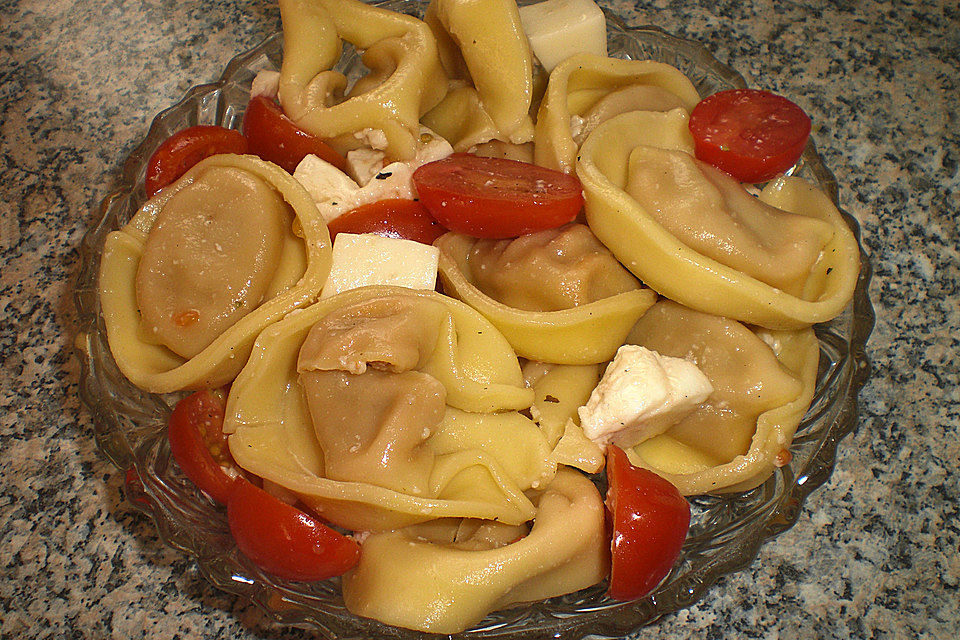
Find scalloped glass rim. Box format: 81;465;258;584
74;1;875;638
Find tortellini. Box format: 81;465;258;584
422;0;535;150
534;53;701;172
99;154;331;392
342;467;609;633
578;111;861;329
624;299;820;494
623;147;834;297
223;286;596;531
136;167;288;359
435;225;658;364
277;0;448;160
458;223;643;311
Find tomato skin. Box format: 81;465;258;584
145;125;248;196
606;445;690;601
167;388;237;504
326;199;447;245
242;96;346;173
168;389;360;581
412;154;583;239
688;88;811;183
228;480;361;581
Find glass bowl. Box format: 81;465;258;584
74;1;875;638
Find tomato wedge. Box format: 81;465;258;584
242;95;346;173
228;480;361;581
145;125;248;196
412;154;583;239
688;88;811;183
167;388;238;504
327;199;447;244
606;445;690;601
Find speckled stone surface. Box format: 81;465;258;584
1;0;957;638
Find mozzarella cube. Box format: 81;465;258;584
345;147;387;186
346;125;455;188
353;161;418;201
413;127;456;165
250;70;280;99
519;0;607;73
353;127;390;151
294;155;359;207
578;345;713;448
321;233;440;298
296;156;416;224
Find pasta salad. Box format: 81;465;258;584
96;0;860;633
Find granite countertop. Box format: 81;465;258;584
1;0;957;637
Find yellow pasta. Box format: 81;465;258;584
223;286;585;531
278;0;448;160
422;0;536;150
341;467;609;633
435;228;658;364
535;53;700;172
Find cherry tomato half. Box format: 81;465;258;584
326;199;447;245
145;125;248;196
167;388;238;504
242;96;346;174
606;445;690;601
412;154;583;239
688;88;811;183
228;480;361;581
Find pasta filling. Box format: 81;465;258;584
462;223;642;311
135;166;290;358
435;229;657;364
624;146;834;297
301;368;442;494
298;295;448;493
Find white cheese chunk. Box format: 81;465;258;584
354;127;390;151
294;155;415;224
578;345;713;448
321;233;440;299
412;127;456;165
293;154;360;210
345;147;388;186
250;70;280;99
518;0;608;73
351;161;417;202
345;129;391;184
347;125;455;188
